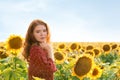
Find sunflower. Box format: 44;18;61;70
86;45;94;51
93;48;101;57
69;42;78;52
90;66;102;80
77;44;82;52
111;43;118;50
54;51;66;64
111;43;119;53
0;49;8;59
102;44;111;54
72;54;94;79
5;34;23;55
0;42;9;59
57;43;66;50
116;44;120;54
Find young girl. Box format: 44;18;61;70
22;19;57;80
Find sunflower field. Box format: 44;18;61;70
1;34;120;80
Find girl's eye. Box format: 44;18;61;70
36;31;40;33
43;29;47;32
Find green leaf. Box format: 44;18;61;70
1;68;12;80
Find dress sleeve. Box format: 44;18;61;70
30;45;57;72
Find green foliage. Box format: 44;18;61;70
99;52;118;65
54;60;79;80
0;56;28;80
95;52;120;80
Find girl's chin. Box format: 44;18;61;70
39;40;46;43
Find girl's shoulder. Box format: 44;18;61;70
30;43;40;50
31;43;39;47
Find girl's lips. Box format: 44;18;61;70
40;37;45;39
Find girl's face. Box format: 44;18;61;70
33;25;47;43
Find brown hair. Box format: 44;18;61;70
22;19;50;59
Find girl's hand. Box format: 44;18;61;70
40;43;54;60
40;43;51;52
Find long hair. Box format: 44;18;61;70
22;19;51;60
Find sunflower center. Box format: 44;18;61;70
112;44;117;49
54;52;63;60
9;37;22;49
92;68;98;76
86;45;93;50
103;44;110;52
74;56;92;76
70;43;77;50
59;44;65;49
93;49;100;56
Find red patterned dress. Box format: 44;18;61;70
28;45;57;80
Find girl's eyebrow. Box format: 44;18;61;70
35;29;46;32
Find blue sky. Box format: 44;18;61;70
0;0;120;42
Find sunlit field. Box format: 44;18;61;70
1;35;120;80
